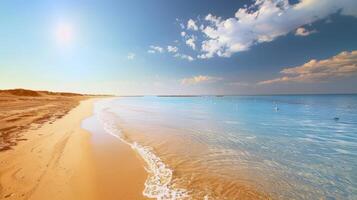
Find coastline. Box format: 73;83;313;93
82;100;149;200
92;97;272;199
85;99;190;199
0;98;149;200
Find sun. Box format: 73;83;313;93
55;22;73;45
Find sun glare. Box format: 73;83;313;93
55;23;73;45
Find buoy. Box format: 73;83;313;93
275;104;279;111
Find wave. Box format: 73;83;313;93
97;110;190;200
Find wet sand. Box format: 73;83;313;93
90;127;148;200
118;120;271;200
82;110;148;200
0;93;149;200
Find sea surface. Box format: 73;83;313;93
83;95;357;200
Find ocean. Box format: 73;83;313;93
82;95;357;199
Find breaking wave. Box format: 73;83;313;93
97;110;190;200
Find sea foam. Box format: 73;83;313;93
97;110;189;200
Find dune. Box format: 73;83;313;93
0;89;90;151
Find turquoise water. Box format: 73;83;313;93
91;95;357;199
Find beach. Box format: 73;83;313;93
1;92;357;200
0;92;148;200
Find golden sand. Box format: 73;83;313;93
0;97;149;200
90;129;148;200
0;89;89;151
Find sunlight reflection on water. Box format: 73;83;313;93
94;95;357;199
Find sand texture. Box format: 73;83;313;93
0;89;90;151
0;90;148;200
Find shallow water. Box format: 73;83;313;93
87;95;357;199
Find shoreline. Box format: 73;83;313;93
92;109;189;199
82;100;149;200
0;98;149;200
92;97;272;199
1;96;273;199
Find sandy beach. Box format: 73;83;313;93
1;0;356;198
0;91;148;200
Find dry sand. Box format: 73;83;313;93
0;91;149;200
0;89;89;151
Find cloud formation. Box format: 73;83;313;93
181;75;221;85
186;35;196;50
194;0;357;58
187;19;198;31
258;50;357;84
148;43;194;61
175;53;194;61
167;45;178;53
148;45;164;53
127;52;135;60
295;27;316;36
179;23;185;29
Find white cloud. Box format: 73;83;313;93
181;31;186;37
187;19;198;31
180;23;185;29
149;44;193;61
205;13;221;25
174;53;194;61
185;35;196;50
148;45;164;53
258;50;357;85
196;0;357;59
167;45;178;53
295;27;316;36
127;52;135;60
181;75;221;85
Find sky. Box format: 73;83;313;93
0;0;357;95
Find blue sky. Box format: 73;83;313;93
0;0;356;95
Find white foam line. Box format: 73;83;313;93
97;112;190;200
